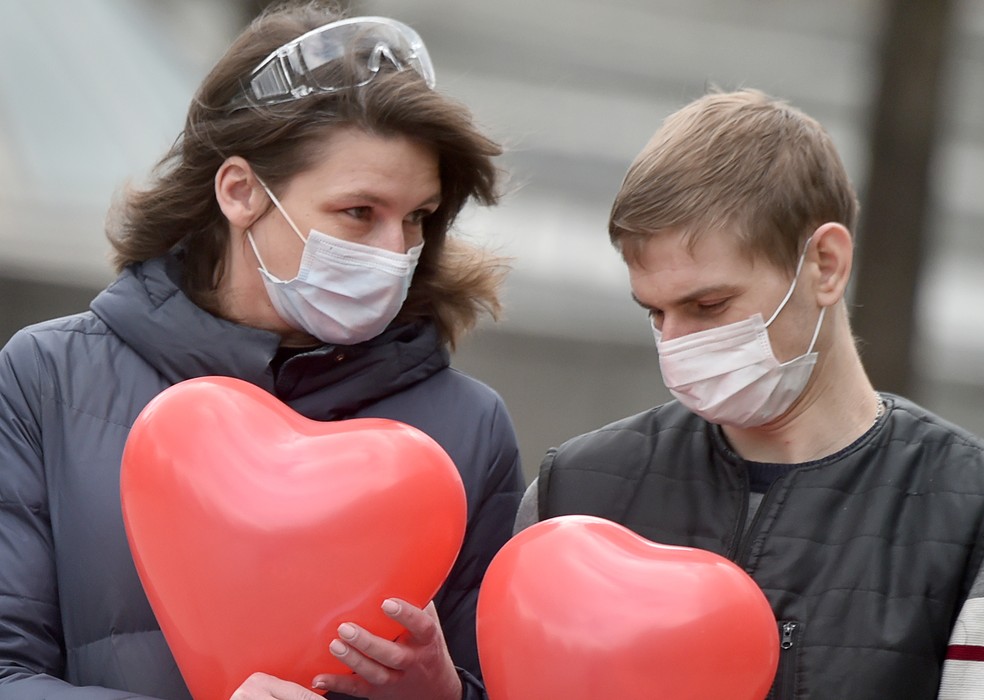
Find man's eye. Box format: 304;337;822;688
344;207;372;220
697;300;727;313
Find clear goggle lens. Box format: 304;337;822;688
227;16;435;111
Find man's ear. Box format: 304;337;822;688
811;222;853;307
215;156;266;231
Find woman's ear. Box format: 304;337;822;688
811;222;853;307
215;156;265;231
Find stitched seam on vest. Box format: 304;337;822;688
551;465;724;486
760;584;953;603
569;421;706;443
801;643;941;656
765;532;977;546
886;405;984;452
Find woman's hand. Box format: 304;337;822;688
230;672;325;700
312;598;462;700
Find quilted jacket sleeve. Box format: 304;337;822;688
327;393;523;700
0;331;155;700
433;396;524;700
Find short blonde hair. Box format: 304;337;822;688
609;88;859;271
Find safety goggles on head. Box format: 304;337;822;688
226;16;436;111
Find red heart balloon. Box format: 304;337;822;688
477;515;779;700
120;376;466;700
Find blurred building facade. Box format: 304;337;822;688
1;0;982;477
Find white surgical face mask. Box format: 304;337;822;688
652;240;825;428
247;180;423;345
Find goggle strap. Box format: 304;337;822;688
251;57;293;102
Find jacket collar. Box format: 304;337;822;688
90;253;449;418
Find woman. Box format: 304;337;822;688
0;3;523;699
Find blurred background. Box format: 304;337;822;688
0;0;981;480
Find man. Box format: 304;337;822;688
514;89;984;699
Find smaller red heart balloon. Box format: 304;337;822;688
121;376;466;700
477;515;779;700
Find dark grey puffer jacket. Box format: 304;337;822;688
0;253;524;700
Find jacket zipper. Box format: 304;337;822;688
767;620;800;699
732;476;798;699
728;469;753;561
732;463;799;563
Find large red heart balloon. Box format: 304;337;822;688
120;376;466;700
477;515;779;700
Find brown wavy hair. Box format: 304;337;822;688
107;0;507;347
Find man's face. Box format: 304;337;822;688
626;228;818;364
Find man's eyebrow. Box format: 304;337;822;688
631;284;741;310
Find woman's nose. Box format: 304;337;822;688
372;220;416;254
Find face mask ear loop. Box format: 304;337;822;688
805;305;826;354
765;234;814;328
256;177;308;244
245;230;271;272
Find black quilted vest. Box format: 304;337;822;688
539;395;984;699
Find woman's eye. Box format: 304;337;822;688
406;209;433;225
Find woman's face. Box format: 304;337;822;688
225;126;441;344
250;126;441;280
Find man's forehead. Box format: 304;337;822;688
625;232;760;275
627;224;756;259
626;239;782;307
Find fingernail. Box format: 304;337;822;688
312;680;327;690
338;622;357;640
382;599;401;616
329;639;348;656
